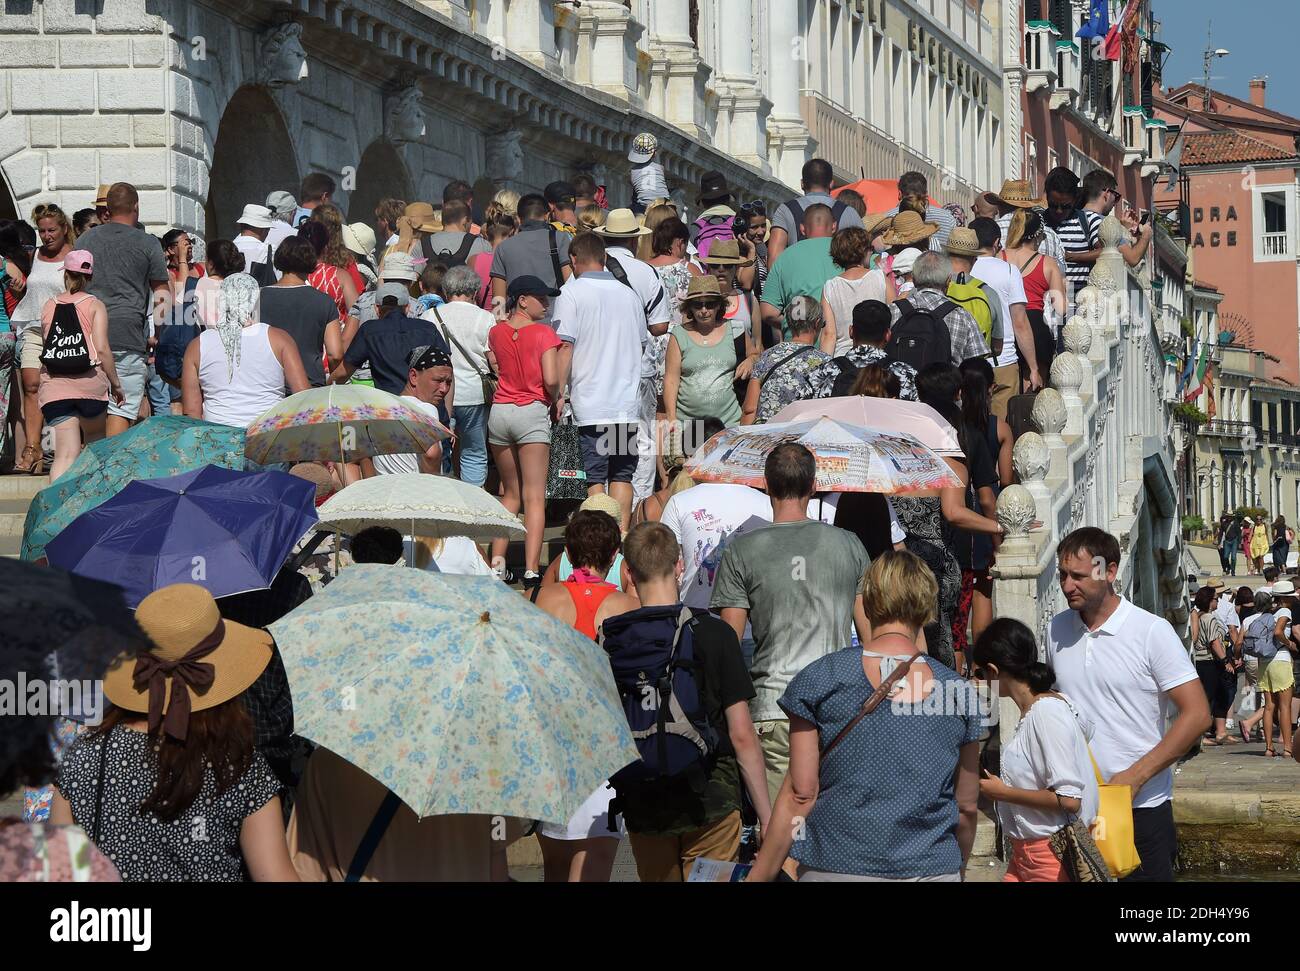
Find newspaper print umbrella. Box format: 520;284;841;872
772;396;964;457
269;565;638;822
684;416;962;494
244;384;450;465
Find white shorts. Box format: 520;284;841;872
537;782;624;841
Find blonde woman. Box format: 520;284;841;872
636;202;678;263
576;205;607;233
748;550;983;882
484;189;520;225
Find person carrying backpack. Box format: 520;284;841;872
766;158;865;265
691;171;738;261
601;523;772;881
886;251;989;369
420;200;490;269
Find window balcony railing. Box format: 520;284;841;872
1263;232;1290;257
1051;41;1080;108
1024;22;1058;93
1199;419;1255;439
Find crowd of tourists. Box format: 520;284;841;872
2;149;1216;886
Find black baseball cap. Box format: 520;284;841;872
544;180;577;208
507;275;562;301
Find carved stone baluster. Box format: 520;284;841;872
1030;387;1067;483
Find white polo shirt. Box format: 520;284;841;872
972;255;1027;369
554;270;647;425
1046;596;1198;809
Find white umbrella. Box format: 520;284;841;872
314;473;524;543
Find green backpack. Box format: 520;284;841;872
946;278;995;348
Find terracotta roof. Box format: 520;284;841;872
1180;130;1296;166
1166;83;1300;130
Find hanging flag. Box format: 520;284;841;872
1176;338;1198;397
1184;342;1211;402
1076;0;1110;40
1204;363;1217;418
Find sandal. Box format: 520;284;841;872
1265;749;1279;758
13;444;43;475
1202;737;1221;747
1220;735;1242;745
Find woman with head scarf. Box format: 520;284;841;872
181;272;310;428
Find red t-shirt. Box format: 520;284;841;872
490;320;562;407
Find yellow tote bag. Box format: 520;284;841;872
1086;748;1141;879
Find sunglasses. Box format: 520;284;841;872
737;201;767;217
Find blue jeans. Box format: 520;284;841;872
146;362;174;417
450;404;489;487
1223;539;1240;575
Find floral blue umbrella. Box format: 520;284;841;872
45;465;317;608
269;565;639;822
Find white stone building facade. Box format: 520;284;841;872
0;0;1006;233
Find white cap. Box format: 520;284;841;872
892;247;923;275
236;204;275;229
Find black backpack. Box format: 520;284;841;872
248;244;277;287
422;232;476;269
786;199;850;241
886;298;953;372
40;297;93;374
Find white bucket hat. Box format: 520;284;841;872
236;204;275;230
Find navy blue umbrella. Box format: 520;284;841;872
45;465;318;608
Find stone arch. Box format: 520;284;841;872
205;85;300;240
347;140;414;226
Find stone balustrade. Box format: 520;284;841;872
992;214;1187;651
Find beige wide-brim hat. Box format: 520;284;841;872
103;584;272;719
343;222;377;259
880;211;938;248
403;202;440;234
1272;579;1296;597
865;212;894;235
993;180;1046;210
945;227;982;258
699;238;753;267
594;208;651;239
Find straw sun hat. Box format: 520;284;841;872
681;274;725;310
103;584;272;741
992;179;1046;210
594;208;651;239
880;210;938;248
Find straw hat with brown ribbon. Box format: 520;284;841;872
880;211;939;248
103;584;272;741
992;179;1046;210
594;208;651;239
698;238;753;267
401;202;440;234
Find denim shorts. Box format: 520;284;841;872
108;350;147;420
42;397;108;427
578;423;638;485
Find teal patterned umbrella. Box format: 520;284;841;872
269;565;638;822
21;416;249;562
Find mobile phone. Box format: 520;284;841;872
1139;211;1150;226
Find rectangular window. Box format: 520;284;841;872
891;44;905;140
1253;400;1263;430
1256;187;1293;261
1269;403;1278;435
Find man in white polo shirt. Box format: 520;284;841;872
554;232;649;532
1047;527;1211;882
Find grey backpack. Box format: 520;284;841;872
1242;612;1279;661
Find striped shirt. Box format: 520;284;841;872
1055;210;1101;294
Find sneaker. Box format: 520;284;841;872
522;571;542;592
493;566;516;585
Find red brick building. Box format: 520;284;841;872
1016;0;1159;203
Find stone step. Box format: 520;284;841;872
0;499;30;536
1;534;23;558
0;473;50;500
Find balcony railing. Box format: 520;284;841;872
800;90;978;208
1263;232;1289;257
1051;41;1080;108
1199;419;1255;439
1024;24;1058;93
1264;429;1300;447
